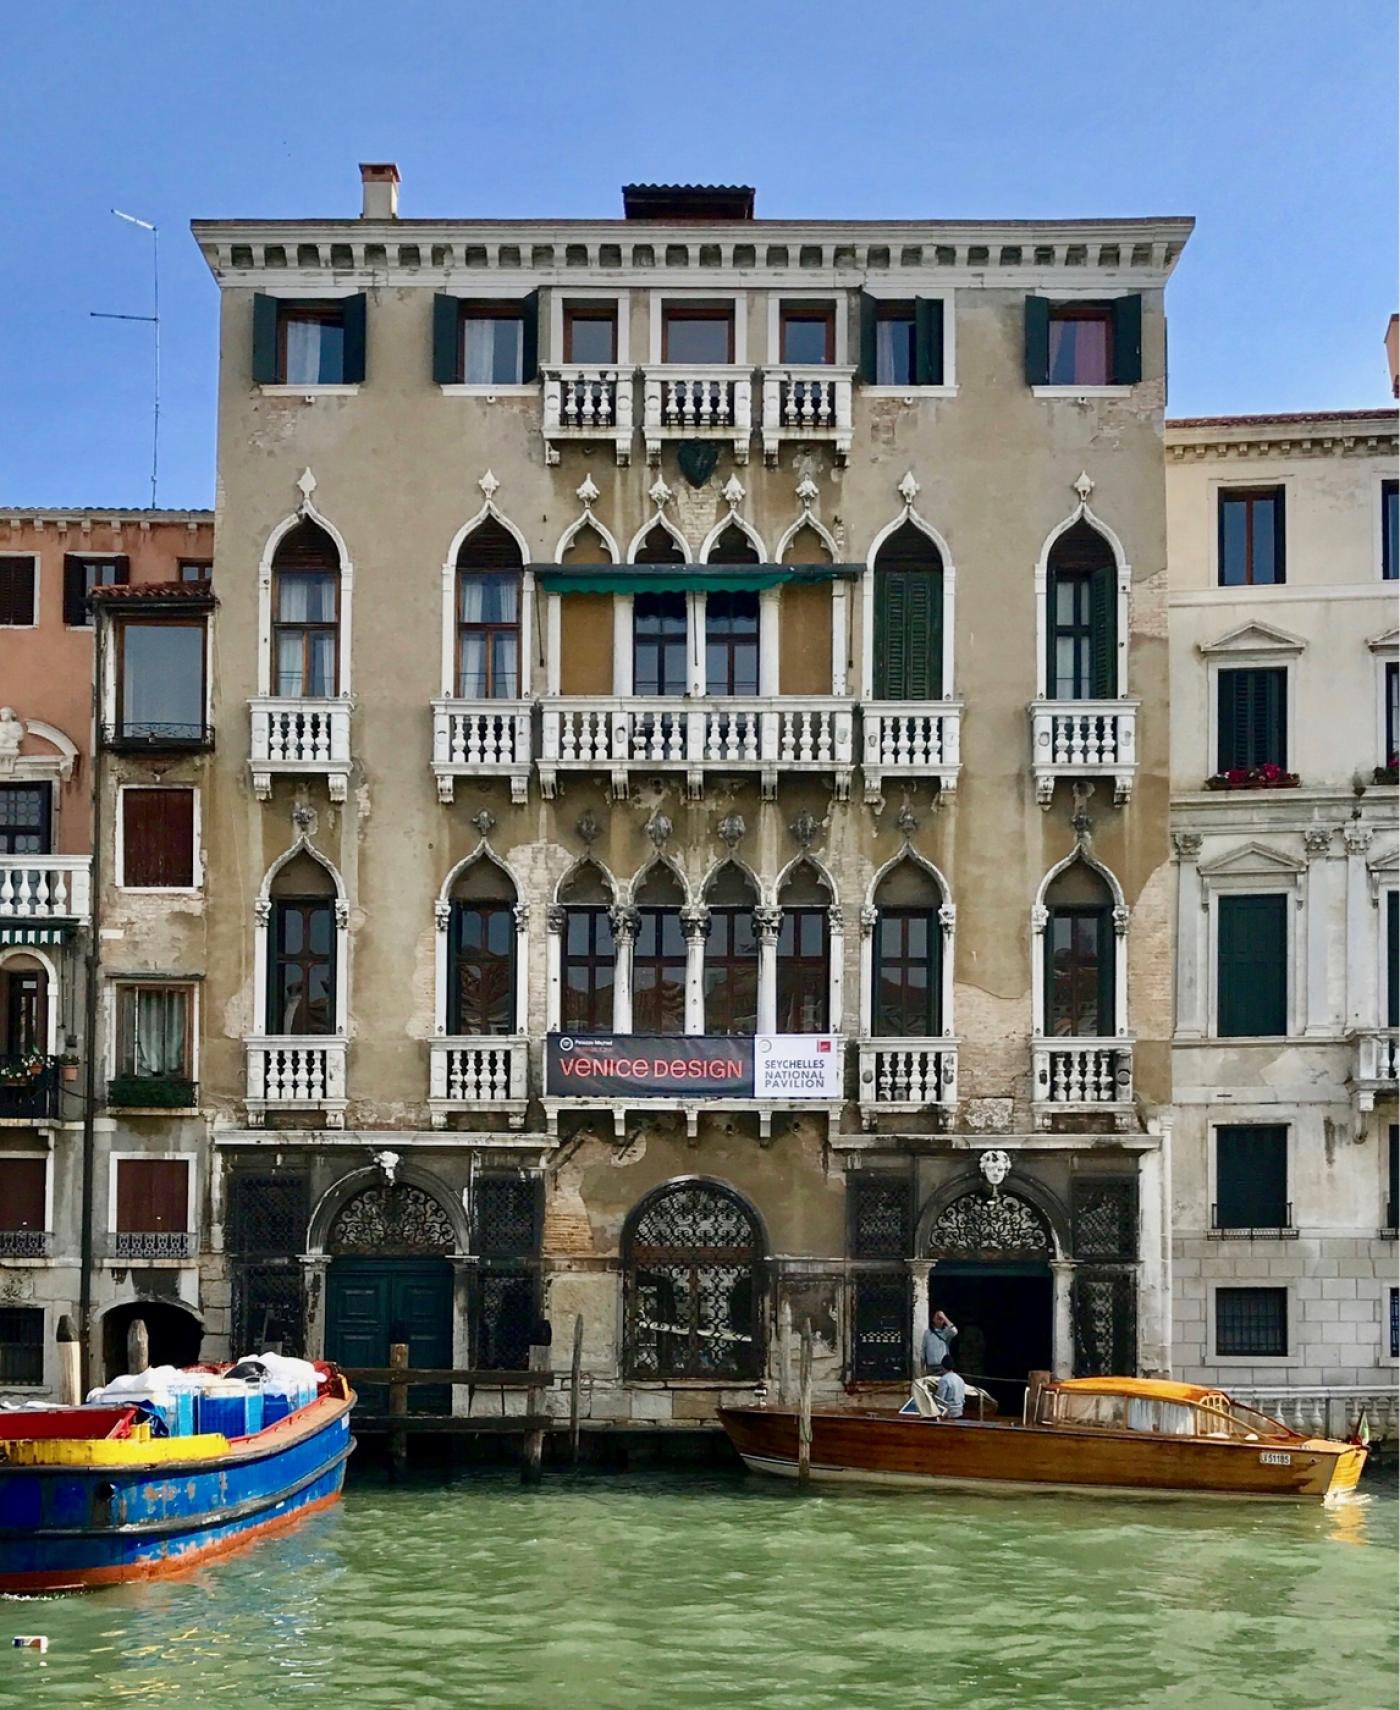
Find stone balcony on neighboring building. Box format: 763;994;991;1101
861;703;964;803
538;696;855;800
250;698;353;803
642;366;752;464
0;857;91;927
1031;1037;1134;1126
244;1036;348;1127
1029;699;1138;806
1352;1029;1398;1112
541;367;634;466
428;1036;529;1129
855;1038;959;1129
430;698;532;804
760;366;854;465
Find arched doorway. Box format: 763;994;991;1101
324;1181;456;1412
103;1299;203;1381
926;1190;1055;1410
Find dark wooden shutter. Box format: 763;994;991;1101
1216;1126;1287;1228
252;293;280;384
0;559;35;625
1218;894;1287;1037
123;789;195;888
1095;907;1115;1036
117;1159;188;1232
1111;294;1143;384
433;294;460;384
1388;891;1399;1028
62;556;88;625
340;294;367;383
1218;669;1286;771
1024;295;1050;385
915;298;944;385
1089;564;1117;698
520;291;540;383
874;568;942;700
112;555;131;586
0;1159;45;1231
858;292;878;382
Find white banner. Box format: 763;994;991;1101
753;1035;844;1099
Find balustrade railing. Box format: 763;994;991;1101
642;366;752;463
0;857;91;922
857;1039;958;1126
0;1230;50;1258
111;1230;196;1260
428;1037;529;1128
1353;1028;1399;1111
760;367;854;464
249;697;353;803
1029;700;1138;806
861;703;963;802
430;699;532;804
245;1036;347;1127
542;367;633;464
1032;1039;1133;1107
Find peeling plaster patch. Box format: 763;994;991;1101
405;925;437;1038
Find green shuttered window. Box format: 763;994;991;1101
252;295;366;385
1217;668;1287;771
433;293;539;385
1217;893;1288;1037
1025;295;1142;386
1215;1125;1288;1229
859;295;944;385
873;521;943;699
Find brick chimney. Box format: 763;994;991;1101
359;163;400;219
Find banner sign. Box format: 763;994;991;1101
546;1034;843;1101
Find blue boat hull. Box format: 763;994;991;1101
0;1396;354;1592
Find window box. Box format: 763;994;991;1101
107;1074;198;1111
1374;761;1398;786
1204;766;1300;791
0;1055;58;1119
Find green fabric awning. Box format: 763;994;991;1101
533;563;860;594
0;925;70;946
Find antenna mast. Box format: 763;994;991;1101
92;209;159;507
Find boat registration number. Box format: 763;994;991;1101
1258;1452;1292;1466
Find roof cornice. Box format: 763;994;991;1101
1165;411;1397;460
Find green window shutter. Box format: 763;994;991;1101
1218;894;1288;1037
875;569;941;700
1387;891;1398;1027
432;294;460;384
520;291;539;383
858;292;878;383
251;293;280;384
1218;668;1285;771
1024;295;1050;386
1089;563;1116;698
915;298;944;385
928;905;943;1034
1216;1126;1287;1228
340;294;367;383
874;572;906;698
1111;294;1143;384
1095;907;1115;1036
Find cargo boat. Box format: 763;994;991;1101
0;1366;354;1592
720;1376;1366;1502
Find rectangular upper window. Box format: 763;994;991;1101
1217;893;1287;1038
252;294;366;386
432;293;538;385
873;303;916;385
0;1307;43;1385
115;620;207;744
115;1157;190;1235
0;783;52;855
1218;667;1287;772
116;984;193;1081
1218;487;1285;586
860;296;945;387
121;787;196;889
563;303;618;366
662;303;734;365
1216;1287;1287;1358
63;554;128;627
1383;479;1399;580
179;560;212;584
0;557;36;626
1024;296;1141;387
1215;1125;1289;1230
0;1157;45;1235
779;302;834;366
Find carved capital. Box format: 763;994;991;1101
1112;905;1130;938
753;905;783;945
1171;831;1203;860
938;903;957;934
1030;903;1049;934
254;898;271;927
434;900;452;932
680;905;711;942
512;902;530;934
860;904;879;937
1302;827;1334;858
1343;823;1374;857
546;904;566;935
334;900;350;930
827;904;846;935
608;905;641;944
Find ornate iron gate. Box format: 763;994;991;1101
472;1174;542;1372
848;1175;912;1381
1071;1177;1138;1376
226;1171;310;1355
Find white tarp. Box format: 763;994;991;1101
753;1035;843;1099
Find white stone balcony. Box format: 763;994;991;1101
542;367;634;466
245;1036;347;1128
856;1038;958;1129
642;366;752;464
431;699;532;804
428;1036;529;1129
1029;699;1138;807
1352;1029;1398;1112
861;703;964;804
0;856;91;924
1031;1037;1134;1124
250;697;353;804
538;696;855;800
761;366;855;464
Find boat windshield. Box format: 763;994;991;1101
1049;1391;1278;1438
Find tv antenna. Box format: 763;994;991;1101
91;209;159;508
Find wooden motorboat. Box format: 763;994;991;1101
720;1375;1366;1503
0;1366;355;1592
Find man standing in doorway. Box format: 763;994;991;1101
922;1308;957;1374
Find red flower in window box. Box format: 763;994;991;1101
1204;764;1301;791
1374;756;1399;786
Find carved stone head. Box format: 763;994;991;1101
978;1148;1012;1193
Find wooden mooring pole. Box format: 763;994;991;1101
797;1319;813;1488
521;1323;551;1486
127;1316;149;1378
388;1340;409;1480
56;1315;82;1407
569;1314;583;1467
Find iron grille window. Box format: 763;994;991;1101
473;1175;541;1259
226;1173;310;1258
448;902;516;1034
0;1306;43;1385
233;1264;305;1357
1218;487;1285;586
873;907;940;1036
473;1271;537;1372
0;784;52;855
704;907;758;1035
1070;1179;1138;1261
633;907;685;1034
851;1275;910;1382
1216;1287;1288;1358
776;907;830;1033
561;906;614;1032
625;1181;763;1381
849;1177;912;1260
1072;1270;1137;1376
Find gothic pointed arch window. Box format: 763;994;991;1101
267;852;337;1036
1047;520;1116;700
1043;860;1114;1037
704;864;759;1035
633;865;685;1034
872;858;943;1036
447;859;517;1035
777;861;832;1032
632;523;688;699
873;520;943;700
704;524;761;697
272;521;340;698
456;517;523;700
559;863;615;1032
625;1179;764;1380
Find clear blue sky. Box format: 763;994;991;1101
2;0;1394;510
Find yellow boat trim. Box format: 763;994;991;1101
1055;1377;1232;1405
2;1432;232;1467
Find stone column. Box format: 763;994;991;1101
1171;832;1204;1039
909;1258;934;1372
545;906;564;1032
512;902;530;1038
609;906;638;1033
1136;1145;1168;1376
857;905;878;1036
758;587;781;698
828;906;846;1034
1343;822;1374;1031
1302;827;1334;1037
754;906;782;1034
301;1256;330;1362
612;595;633;696
681;906;710;1035
830;580;848;696
1050;1259;1077;1379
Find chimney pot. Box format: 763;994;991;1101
359;162;400;220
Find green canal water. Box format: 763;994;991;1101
2;1466;1395;1710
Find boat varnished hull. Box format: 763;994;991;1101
719;1407;1365;1502
0;1394;354;1592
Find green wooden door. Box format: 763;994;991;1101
327;1257;454;1412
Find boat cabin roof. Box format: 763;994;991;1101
1054;1378;1230;1406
